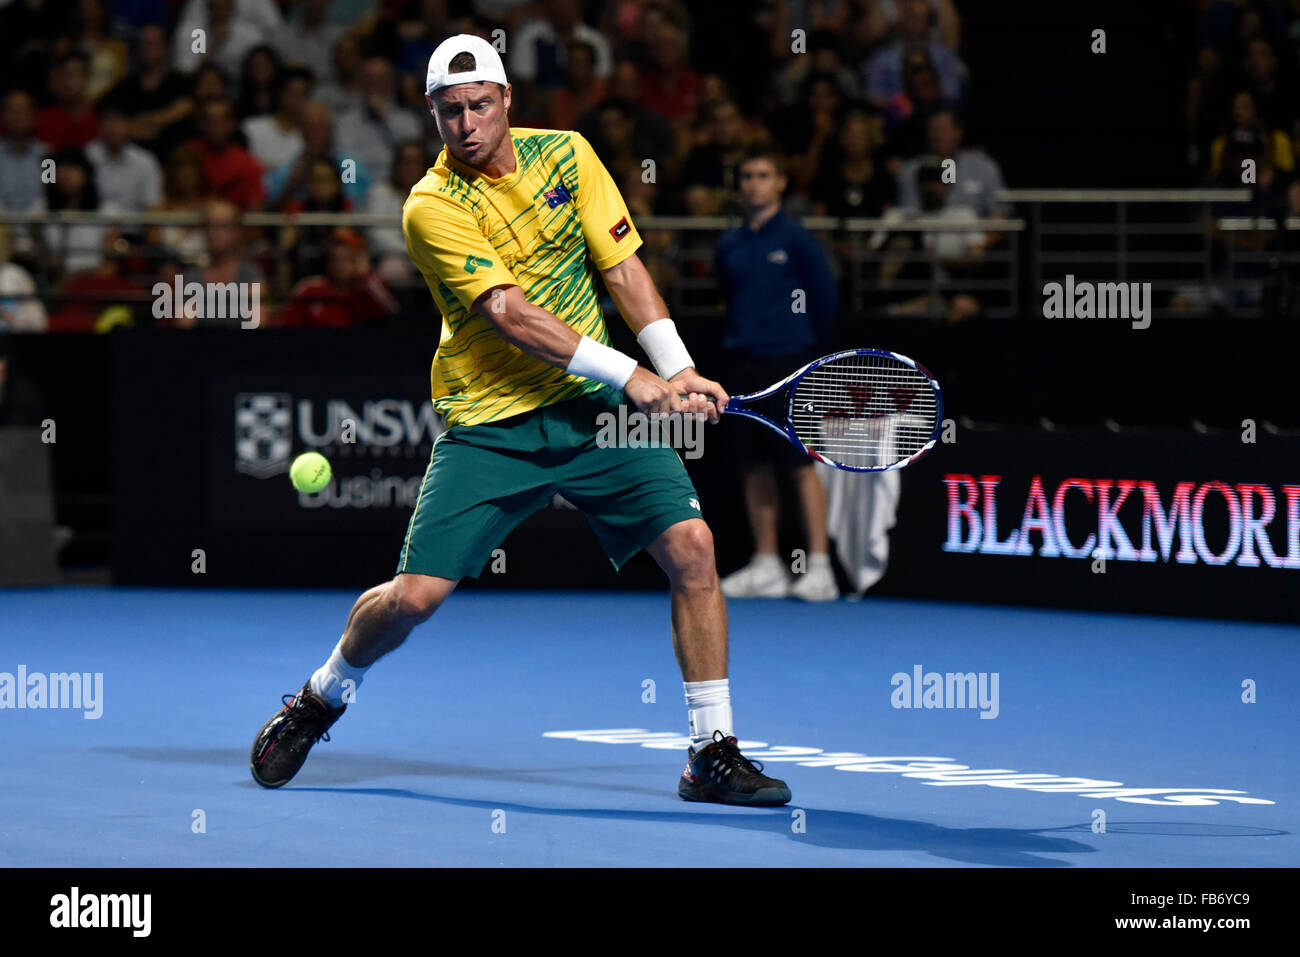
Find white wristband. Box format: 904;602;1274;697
636;318;694;380
566;335;639;390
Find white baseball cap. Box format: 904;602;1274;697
425;34;509;96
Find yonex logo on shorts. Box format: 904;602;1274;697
463;254;493;273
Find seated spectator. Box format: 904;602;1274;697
278;155;354;284
395;0;458;111
172;197;268;328
677;99;755;215
272;228;399;328
770;72;844;195
149;144;212;267
267;100;371;209
811;110;896;217
547;39;607;131
366;140;429;282
882;46;951;164
769;29;861;109
185;97;265;210
315;30;366;116
37;147;121;278
85;102;163;213
871;0;962;50
242;67;312;174
53;0;127;103
1241;36;1296;133
275;0;344;87
0;224;48;331
896;109;1006;218
512;0;614;92
172;0;263;78
862;0;967;109
0;91;47;215
1209;90;1294;179
235;44;285;120
0;0;60;99
879;159;990;323
334;57;423;186
101;23;194;162
636;3;700;124
576;62;674;176
36;51;100;151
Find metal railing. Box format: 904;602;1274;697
1001;188;1300;319
2;194;1295;327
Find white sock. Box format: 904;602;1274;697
809;552;831;569
684;678;732;750
309;638;369;708
752;553;782;569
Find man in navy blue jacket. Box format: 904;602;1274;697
715;149;840;601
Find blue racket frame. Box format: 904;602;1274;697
721;348;944;472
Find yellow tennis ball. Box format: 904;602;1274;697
290;452;332;493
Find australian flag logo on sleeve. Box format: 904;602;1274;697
544;184;572;208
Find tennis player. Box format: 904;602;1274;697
250;35;791;807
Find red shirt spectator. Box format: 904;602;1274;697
274;230;398;328
36;51;100;150
186;97;265;210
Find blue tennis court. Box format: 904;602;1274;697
1;587;1292;867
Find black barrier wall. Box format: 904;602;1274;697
91;324;1299;622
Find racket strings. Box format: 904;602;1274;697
790;354;939;469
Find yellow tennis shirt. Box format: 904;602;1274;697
402;127;643;428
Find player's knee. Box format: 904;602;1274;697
389;574;448;623
664;521;718;585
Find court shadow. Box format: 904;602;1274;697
97;747;1285;866
294;784;1095;867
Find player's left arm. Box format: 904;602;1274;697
599;254;728;421
570;130;728;420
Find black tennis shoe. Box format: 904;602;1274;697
678;730;792;806
250;682;345;788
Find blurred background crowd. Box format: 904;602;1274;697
0;0;1297;332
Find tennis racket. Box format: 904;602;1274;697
692;349;943;472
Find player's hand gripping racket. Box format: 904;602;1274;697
690;349;943;472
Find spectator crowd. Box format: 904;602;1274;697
0;0;1010;330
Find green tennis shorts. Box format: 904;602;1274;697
396;383;704;580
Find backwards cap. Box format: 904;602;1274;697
426;34;509;96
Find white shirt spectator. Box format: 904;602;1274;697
38;199;124;276
172;4;264;78
510;19;613;84
85;139;163;212
242;115;304;173
0;261;47;331
0;140;46;213
334;105;421;186
272;15;342;82
897;149;1007;218
364;178;408;259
